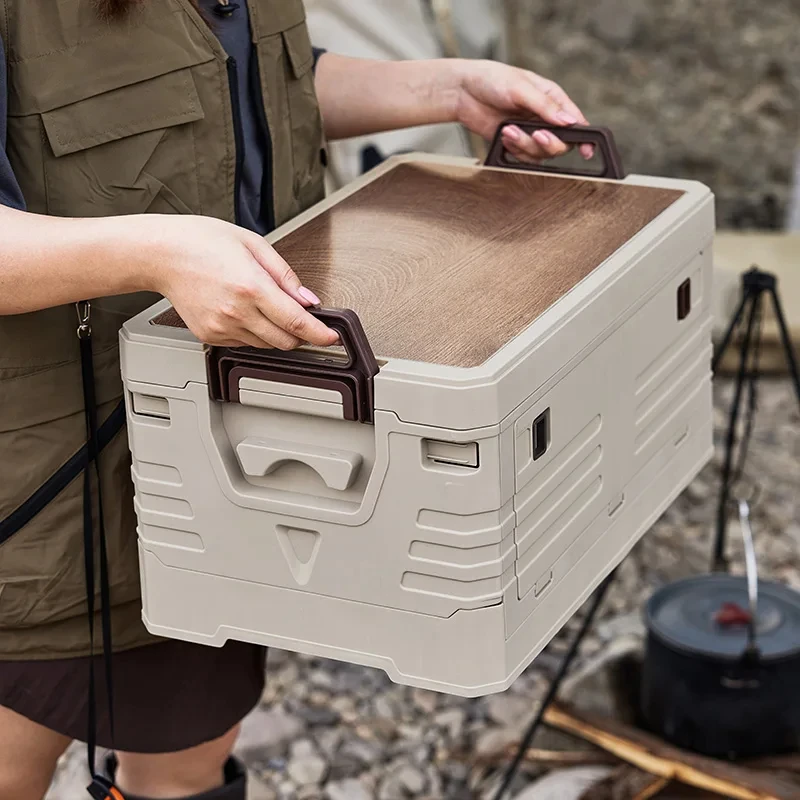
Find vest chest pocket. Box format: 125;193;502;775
282;21;325;212
40;67;207;218
257;17;326;226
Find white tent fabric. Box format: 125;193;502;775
305;0;507;190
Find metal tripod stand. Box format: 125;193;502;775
711;266;800;571
490;571;616;799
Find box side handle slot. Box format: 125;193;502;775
423;440;479;469
236;436;363;491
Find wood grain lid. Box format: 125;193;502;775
273;162;683;368
153;161;684;369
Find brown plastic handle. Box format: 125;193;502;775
206;308;380;424
484;119;626;180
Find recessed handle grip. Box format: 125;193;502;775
236;436;363;491
484;119;626;180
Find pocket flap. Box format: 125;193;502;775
41;69;204;157
282;23;314;79
7;8;215;116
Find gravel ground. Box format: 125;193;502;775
45;378;800;799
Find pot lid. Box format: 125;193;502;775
645;574;800;661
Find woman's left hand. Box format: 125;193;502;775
451;60;593;163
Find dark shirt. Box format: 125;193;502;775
0;35;24;211
0;5;324;231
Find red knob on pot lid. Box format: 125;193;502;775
644;574;800;661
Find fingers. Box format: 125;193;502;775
237;236;338;348
251;277;339;348
197;271;337;350
536;80;594;161
531;76;588;126
515;74;595;161
245;236;321;308
509;75;578;129
501;124;567;162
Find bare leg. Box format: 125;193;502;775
114;724;241;799
0;704;71;800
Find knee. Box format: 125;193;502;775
115;725;240;798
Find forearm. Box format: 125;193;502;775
314;54;464;141
0;206;157;315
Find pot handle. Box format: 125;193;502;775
737;498;759;654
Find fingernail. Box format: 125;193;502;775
558;111;578;125
298;286;321;306
502;125;522;142
533;130;552;146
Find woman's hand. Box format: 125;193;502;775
315;54;591;163
141;215;337;350
452;60;593;163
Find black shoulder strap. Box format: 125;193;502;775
76;301;126;800
0;400;125;545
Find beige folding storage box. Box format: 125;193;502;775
120;139;715;697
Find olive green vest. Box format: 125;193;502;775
0;0;325;659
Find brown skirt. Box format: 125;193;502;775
0;639;266;753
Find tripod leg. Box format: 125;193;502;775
768;286;800;408
490;570;617;800
712;291;749;374
713;291;759;571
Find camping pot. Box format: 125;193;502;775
640;500;800;759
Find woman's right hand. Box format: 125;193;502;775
138;214;338;350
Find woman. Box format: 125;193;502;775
0;1;589;798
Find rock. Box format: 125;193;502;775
596;610;646;642
485;693;534;729
560;635;644;722
287;740;328;786
330;696;357;717
315;728;344;760
236;706;305;757
247;772;279;800
339;737;383;767
267;648;290;668
434;707;467;739
377;762;427;800
474;726;520;757
374;694;402;720
294;703;341;727
325;778;373;800
512;766;613;800
411;688;439;714
396;723;424;742
309;669;335;690
277;780;297;799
